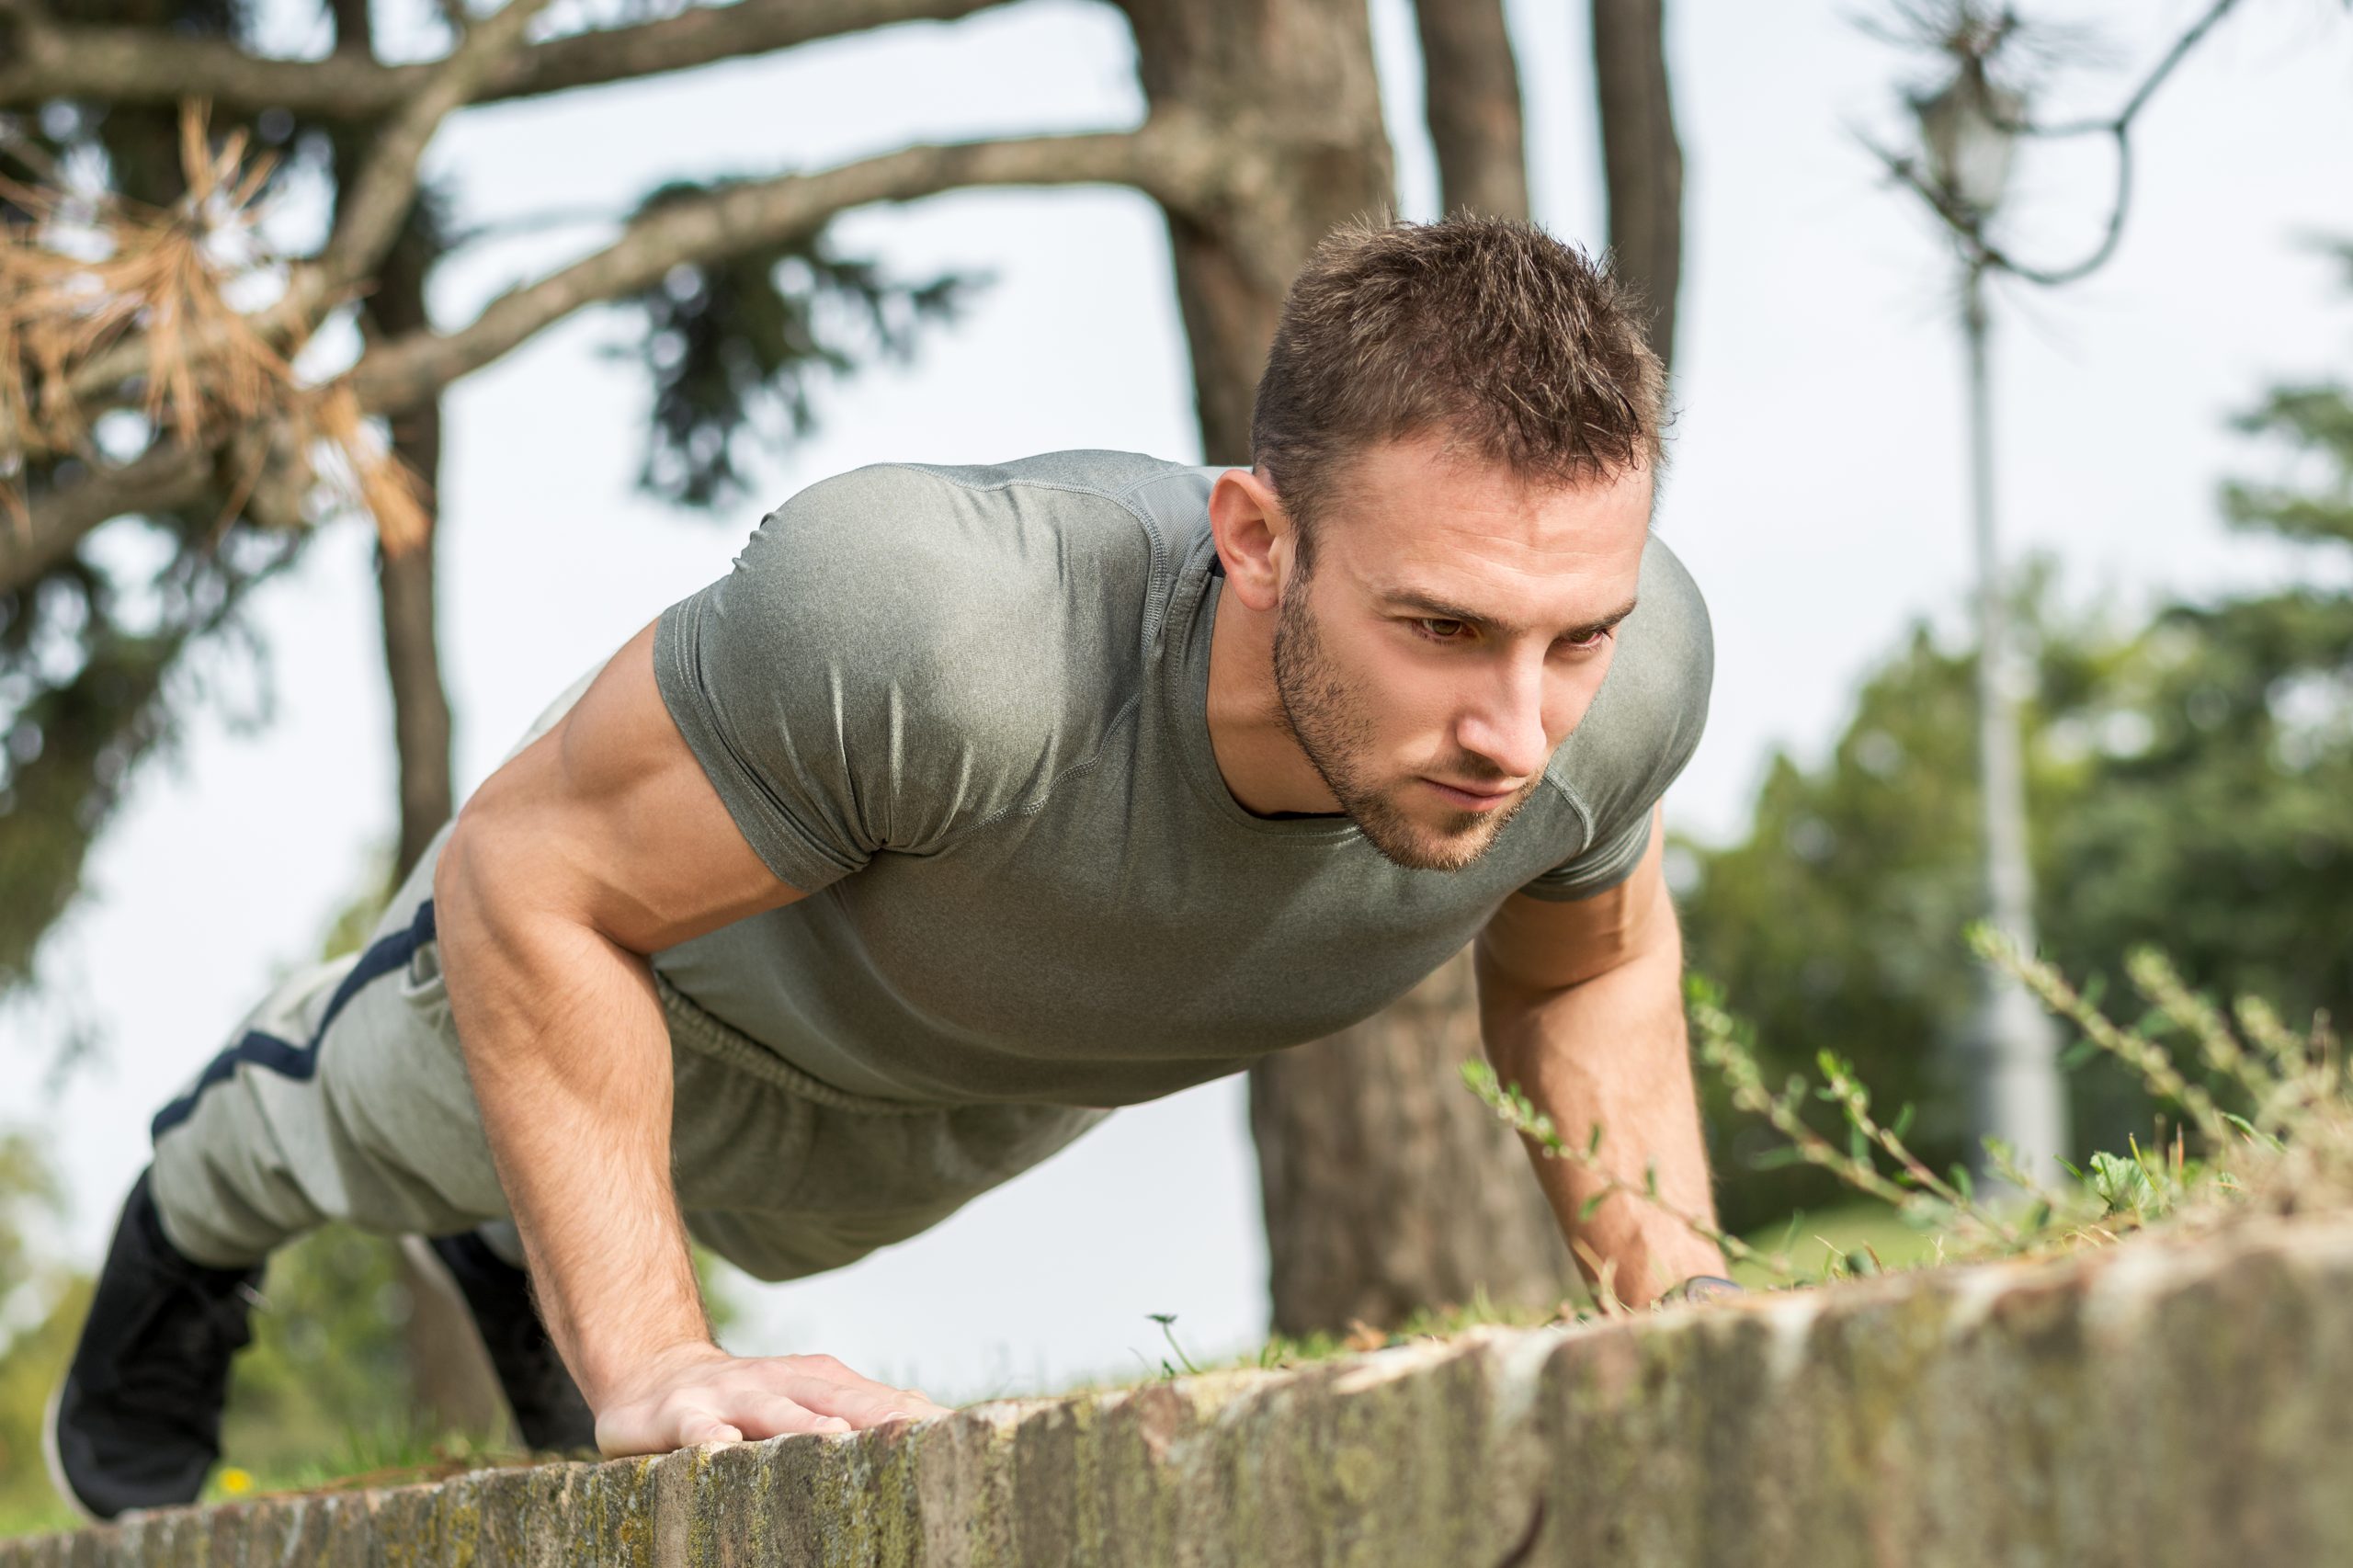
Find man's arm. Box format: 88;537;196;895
433;619;947;1455
1472;809;1728;1307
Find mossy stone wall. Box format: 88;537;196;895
9;1214;2353;1565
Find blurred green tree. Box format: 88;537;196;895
0;1131;80;1535
1681;249;2353;1233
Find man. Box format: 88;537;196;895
46;214;1728;1519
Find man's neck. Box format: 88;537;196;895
1203;583;1342;819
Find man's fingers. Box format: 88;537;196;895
738;1358;897;1420
772;1372;924;1428
731;1392;850;1438
676;1409;745;1447
594;1353;945;1457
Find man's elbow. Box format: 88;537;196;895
432;777;531;953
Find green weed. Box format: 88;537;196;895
1471;929;2347;1292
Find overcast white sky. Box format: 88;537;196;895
6;0;2351;1399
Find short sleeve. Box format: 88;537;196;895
651;464;1107;893
1517;536;1713;903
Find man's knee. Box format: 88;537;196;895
149;1114;320;1268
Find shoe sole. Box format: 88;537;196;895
41;1379;101;1527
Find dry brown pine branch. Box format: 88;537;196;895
0;0;1016;119
1;107;293;466
48;0;559;428
2;104;437;560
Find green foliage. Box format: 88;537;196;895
0;541;301;996
1670;600;2095;1228
0;1131;80;1536
1471;937;2347;1295
2040;348;2353;1042
609;185;980;509
0;1278;90;1539
218;1227;436;1480
1679;270;2353;1228
0;1130;59;1312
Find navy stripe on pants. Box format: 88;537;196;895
150;900;438;1142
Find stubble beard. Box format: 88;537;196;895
1269;574;1538;873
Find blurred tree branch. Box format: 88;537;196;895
0;0;1018;117
1;447;215;588
348;117;1222;413
18;0;557;452
315;0;557;293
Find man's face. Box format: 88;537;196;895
1270;432;1654;871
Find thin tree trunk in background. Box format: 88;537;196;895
370;329;499;1442
368;251;457;883
1414;0;1529;222
327;2;455;893
1591;0;1684;369
367;303;494;1440
325;0;498;1441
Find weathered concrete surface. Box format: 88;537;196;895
11;1212;2353;1566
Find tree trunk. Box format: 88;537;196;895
366;281;495;1441
1117;0;1574;1337
324;0;496;1440
1590;0;1684;369
1414;0;1529;222
1116;0;1392;461
366;243;458;883
1250;950;1579;1333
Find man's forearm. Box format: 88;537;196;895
432;815;710;1410
1475;918;1726;1307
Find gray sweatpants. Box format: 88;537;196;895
148;665;1108;1277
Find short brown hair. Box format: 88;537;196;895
1249;215;1665;542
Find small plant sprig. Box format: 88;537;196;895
1460;1057;1798;1286
1686;976;2048;1251
1144;1312;1202;1379
1973;925;2352;1227
1975;928;2233;1149
1462;937;2351;1304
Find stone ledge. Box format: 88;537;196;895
12;1213;2353;1566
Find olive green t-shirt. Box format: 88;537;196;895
649;450;1711;1108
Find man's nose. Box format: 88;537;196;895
1455;652;1552;782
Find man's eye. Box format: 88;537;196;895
1415;618;1469;642
1559;629;1612;653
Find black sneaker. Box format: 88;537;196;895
404;1232;597;1454
44;1168;263;1521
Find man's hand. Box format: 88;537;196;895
1475;808;1728;1307
592;1346;951;1452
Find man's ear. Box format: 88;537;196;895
1209;468;1293;613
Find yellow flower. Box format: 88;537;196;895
218;1468;254;1496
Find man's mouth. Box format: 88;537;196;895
1423;778;1519;812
